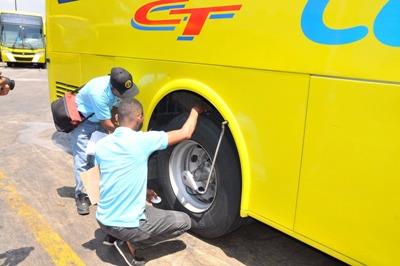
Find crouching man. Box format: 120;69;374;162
95;98;200;265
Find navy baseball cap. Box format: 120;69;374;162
110;67;139;98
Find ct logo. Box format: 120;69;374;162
131;0;242;41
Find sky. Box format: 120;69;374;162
0;0;45;18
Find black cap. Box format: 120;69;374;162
5;78;15;90
110;67;139;98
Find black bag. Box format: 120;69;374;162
51;87;93;133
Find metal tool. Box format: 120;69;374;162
182;121;228;195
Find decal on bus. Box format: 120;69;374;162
302;0;400;47
131;0;242;41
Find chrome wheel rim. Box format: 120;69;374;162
169;140;217;213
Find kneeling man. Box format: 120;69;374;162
96;98;200;265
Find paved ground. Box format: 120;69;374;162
0;65;345;266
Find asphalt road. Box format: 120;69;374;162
0;65;345;266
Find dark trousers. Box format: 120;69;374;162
98;205;191;249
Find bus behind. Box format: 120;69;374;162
0;12;46;68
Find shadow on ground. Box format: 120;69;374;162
5;63;45;69
57;186;75;199
201;220;346;266
51;132;72;155
82;229;186;265
0;247;34;266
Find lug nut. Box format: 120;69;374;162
191;155;198;162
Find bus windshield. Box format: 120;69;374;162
1;23;44;49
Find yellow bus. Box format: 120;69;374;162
0;11;46;67
46;1;400;265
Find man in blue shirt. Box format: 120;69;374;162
95;98;200;265
72;67;139;215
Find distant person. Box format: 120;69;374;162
72;67;139;215
96;98;201;265
0;72;16;96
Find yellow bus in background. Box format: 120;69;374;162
0;11;46;68
46;1;400;265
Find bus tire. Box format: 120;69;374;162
157;114;243;238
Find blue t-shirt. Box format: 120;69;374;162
95;127;168;227
76;76;120;123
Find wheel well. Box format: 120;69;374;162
148;90;241;178
149;90;222;130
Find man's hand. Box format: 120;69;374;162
0;75;7;96
0;85;10;96
181;107;200;138
167;107;200;146
193;104;207;114
146;189;158;203
0;75;14;96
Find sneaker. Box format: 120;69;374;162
102;234;118;246
76;193;91;215
113;241;146;266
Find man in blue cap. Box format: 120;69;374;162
72;67;139;215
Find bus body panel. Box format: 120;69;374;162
48;0;399;82
296;77;400;265
48;52;82;99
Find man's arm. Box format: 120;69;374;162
89;95;118;132
167;107;200;146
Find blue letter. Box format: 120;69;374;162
301;0;369;45
374;0;400;47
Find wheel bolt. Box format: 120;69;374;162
191;155;198;162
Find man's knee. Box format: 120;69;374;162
173;211;191;232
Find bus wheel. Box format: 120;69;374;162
6;62;14;68
157;114;243;238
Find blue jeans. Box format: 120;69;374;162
71;120;105;197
